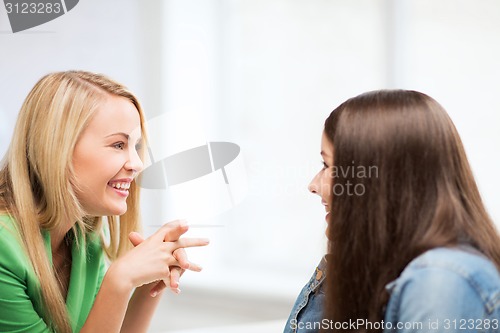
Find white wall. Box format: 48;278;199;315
0;0;152;157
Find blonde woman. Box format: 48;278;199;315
0;71;209;333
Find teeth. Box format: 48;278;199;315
110;182;130;190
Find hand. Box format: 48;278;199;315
110;220;209;296
128;223;204;296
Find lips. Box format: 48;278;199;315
107;178;133;197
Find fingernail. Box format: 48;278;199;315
179;220;188;227
173;288;181;294
151;291;158;298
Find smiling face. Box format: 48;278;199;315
72;94;144;216
308;131;334;225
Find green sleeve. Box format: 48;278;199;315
0;222;54;333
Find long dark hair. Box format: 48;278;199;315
324;90;500;331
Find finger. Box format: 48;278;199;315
173;248;190;269
169;267;183;289
150;280;167;297
161;269;171;295
162;220;191;242
172;237;210;251
128;232;145;247
186;261;203;272
152;220;189;242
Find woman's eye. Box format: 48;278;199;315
113;142;125;150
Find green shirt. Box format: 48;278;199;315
0;215;107;332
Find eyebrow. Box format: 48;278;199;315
106;132;129;139
106;132;142;143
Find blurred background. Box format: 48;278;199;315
1;1;499;332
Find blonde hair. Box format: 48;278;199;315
0;71;147;332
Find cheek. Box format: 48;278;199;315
73;152;113;191
73;147;96;176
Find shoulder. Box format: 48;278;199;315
0;215;29;280
0;214;24;254
385;246;500;323
397;246;500;299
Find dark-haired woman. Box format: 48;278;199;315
285;90;500;333
322;90;500;332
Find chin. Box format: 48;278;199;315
112;206;128;216
99;203;128;216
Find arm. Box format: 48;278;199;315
78;264;133;333
119;233;192;333
79;264;179;333
119;282;163;333
80;221;209;333
0;223;54;333
0;264;54;333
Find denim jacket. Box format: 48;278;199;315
285;247;500;333
384;246;500;332
284;256;327;333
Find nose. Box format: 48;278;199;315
125;147;144;175
308;172;320;194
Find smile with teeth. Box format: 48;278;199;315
108;182;131;190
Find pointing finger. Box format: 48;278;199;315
172;238;210;251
